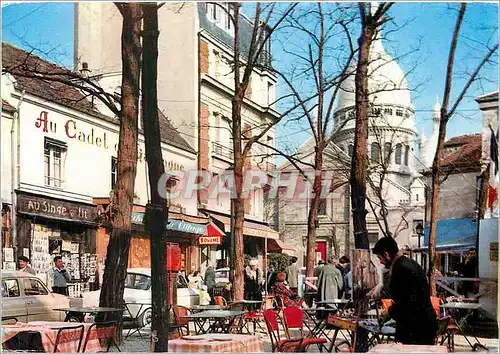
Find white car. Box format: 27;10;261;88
215;267;230;284
1;271;70;322
82;268;200;327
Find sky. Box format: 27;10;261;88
1;1;498;154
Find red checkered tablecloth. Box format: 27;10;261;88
168;334;264;353
1;321;102;352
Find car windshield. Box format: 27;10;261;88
125;273;151;290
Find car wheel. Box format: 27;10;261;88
138;308;152;328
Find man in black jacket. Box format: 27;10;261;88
373;237;437;345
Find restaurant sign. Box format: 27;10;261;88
17;194;98;223
199;236;222;246
131;212;207;235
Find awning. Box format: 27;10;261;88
209;214;279;240
131;211;207;235
267;238;296;256
423;218;477;251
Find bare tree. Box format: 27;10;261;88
2;3;143;324
428;3;498;296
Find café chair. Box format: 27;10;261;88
282;305;327;352
172;305;193;336
52;324;84;353
82;321;119;353
263;309;303;352
214;296;228;309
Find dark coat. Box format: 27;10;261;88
204;266;216;291
387;256;437;345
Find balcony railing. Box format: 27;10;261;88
212;142;233;161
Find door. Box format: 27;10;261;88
20;277;59;321
1;278;28;322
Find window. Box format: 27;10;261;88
44;138;66;188
348;110;355;119
111;157;117;189
21;278;48;296
396;109;403;117
1;279;20;297
404;145;410;166
348;144;354;157
318;199;327;215
206;3;217;21
416;194;419;202
368;232;379;244
384;142;392;164
395;143;402;164
267;82;274;106
412;219;423;237
372;107;381;116
213;50;221;79
125;273;151;291
371;142;381;163
384;108;393;115
226;4;233;30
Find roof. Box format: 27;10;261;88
2;42;194;153
423;218;477;251
1;271;37;278
2;99;16;113
127;268;151;276
441;134;482;174
197;4;271;66
475;91;498;103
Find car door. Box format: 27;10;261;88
1;278;28;322
20;277;60;321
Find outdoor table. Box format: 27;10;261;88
183;310;246;334
168;333;264;352
368;343;448;352
304;307;339;349
1;321;102;352
440;302;487;351
316;299;351;317
191;304;224;312
54;306;123;322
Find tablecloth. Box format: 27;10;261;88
1;321;102;352
168;334;264;353
369;343;448;353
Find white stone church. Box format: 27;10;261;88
278;27;440;265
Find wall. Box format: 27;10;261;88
12;95;197;214
478;218;498;320
1;113;13;204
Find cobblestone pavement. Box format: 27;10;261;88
114;327;499;352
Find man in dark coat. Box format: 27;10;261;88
373;237;437;345
204;261;216;304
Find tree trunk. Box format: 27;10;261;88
141;4;169;351
305;154;323;277
99;3;142;326
232;95;245;301
350;25;373;250
428;4;467;297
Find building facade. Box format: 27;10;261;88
2;43;207;294
73;2;281;271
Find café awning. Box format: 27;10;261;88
423;218;477;251
209;214;279;240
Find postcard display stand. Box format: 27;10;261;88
31;224;97;297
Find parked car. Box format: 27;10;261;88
215;267;230;285
1;271;70;322
82;268;199;327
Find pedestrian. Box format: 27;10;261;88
373;237;437;345
244;259;264;307
314;259;325;277
18;256;36;275
316;257;343;303
285;256;299;293
458;248;478;297
339;256;352;300
51;256;71;296
204;261;216;303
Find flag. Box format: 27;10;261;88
488;124;498;211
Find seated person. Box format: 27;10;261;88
273;272;298;307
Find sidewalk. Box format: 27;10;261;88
115;328;499;352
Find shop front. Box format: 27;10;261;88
95;203;208;280
15;192;99;297
203;213;281;271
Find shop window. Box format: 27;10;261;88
395;143;402;164
111;157;117;190
318;198;327;215
2;279;20;297
44;137;66;188
21;278;48;296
